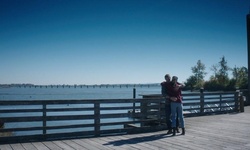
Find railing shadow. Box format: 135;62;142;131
103;133;173;146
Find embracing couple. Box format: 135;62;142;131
161;74;185;136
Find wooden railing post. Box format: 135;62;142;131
133;88;136;116
133;88;136;99
94;102;100;136
42;102;47;139
157;99;162;124
140;100;147;127
239;95;245;112
219;94;222;111
235;90;240;112
200;88;204;114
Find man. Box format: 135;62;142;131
161;74;179;134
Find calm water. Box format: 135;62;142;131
0;84;161;100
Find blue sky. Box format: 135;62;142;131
0;0;249;85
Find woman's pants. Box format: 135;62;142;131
166;103;179;129
171;102;184;128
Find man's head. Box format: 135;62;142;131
164;74;171;82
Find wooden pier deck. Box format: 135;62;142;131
1;106;250;150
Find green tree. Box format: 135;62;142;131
204;79;224;91
217;56;230;86
184;75;197;91
185;56;248;91
191;60;207;89
210;64;218;80
210;56;230;88
232;66;248;89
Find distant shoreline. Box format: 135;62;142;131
0;83;160;88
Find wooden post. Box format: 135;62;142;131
133;88;136;99
42;102;47;139
200;88;204;114
219;94;222;111
140;100;147;127
133;88;136;116
94;102;100;136
240;95;245;112
247;14;250;106
158;99;161;124
235;90;240;112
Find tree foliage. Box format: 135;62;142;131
185;60;206;90
184;75;196;91
191;60;207;88
216;56;230;86
231;66;248;89
185;56;248;91
209;56;230;85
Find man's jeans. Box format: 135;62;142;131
171;102;184;128
165;103;172;129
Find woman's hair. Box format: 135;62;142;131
171;76;178;86
172;76;178;81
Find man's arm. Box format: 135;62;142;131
161;83;168;97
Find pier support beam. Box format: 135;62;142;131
247;14;250;105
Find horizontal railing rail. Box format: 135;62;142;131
0;91;244;144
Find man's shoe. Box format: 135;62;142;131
167;129;172;134
176;127;180;133
172;129;176;136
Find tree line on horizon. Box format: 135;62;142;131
183;56;248;91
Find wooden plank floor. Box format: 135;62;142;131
1;106;250;150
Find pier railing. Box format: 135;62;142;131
0;91;244;144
